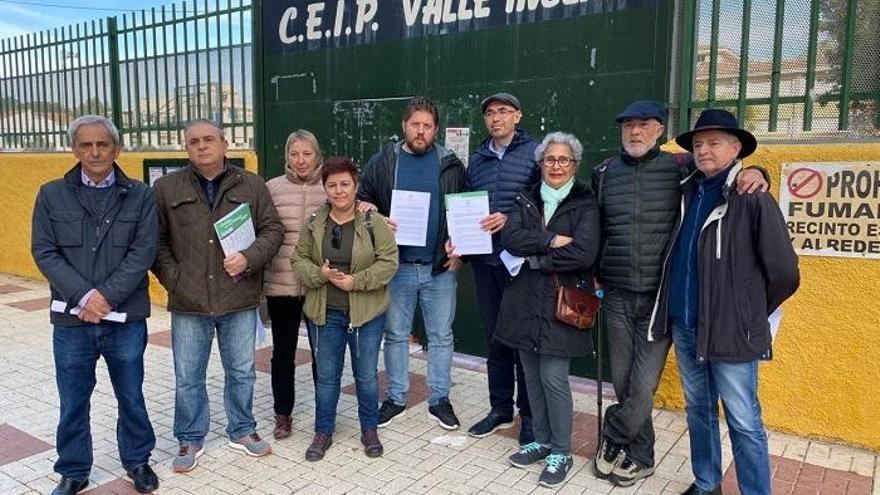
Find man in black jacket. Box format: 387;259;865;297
659;109;798;495
31;115;159;495
357;97;466;430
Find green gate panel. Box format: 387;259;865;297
256;0;675;379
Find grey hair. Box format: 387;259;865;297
184;118;226;140
285;129;323;163
67;114;121;147
534;132;584;164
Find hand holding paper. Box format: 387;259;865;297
445;191;492;255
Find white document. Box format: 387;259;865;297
768;307;783;342
254;308;268;347
390;189;431;246
499;250;525;276
214;203;256;255
445;127;471;168
445;191;492;255
51;300;127;323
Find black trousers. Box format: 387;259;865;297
266;295;316;415
473;262;531;419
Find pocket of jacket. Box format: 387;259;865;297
112;212;139;247
49;210;83;246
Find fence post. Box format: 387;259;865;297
107;16;123;134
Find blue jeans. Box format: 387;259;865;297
385;264;457;406
171;309;257;444
672;324;771;495
53;321;155;479
307;309;385;434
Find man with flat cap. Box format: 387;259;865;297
451;92;540;444
654;109;799;495
591;101;768;486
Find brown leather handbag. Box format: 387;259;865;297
554;276;600;329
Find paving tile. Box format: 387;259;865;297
0;424;53;467
721;456;873;495
342;371;429;407
82;478;140;494
147;329;172;348
497;410;599;459
254;347;313;374
0;284;28;295
5;297;50;312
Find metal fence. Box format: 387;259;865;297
678;0;879;140
0;0;253;151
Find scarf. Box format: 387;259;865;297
540;177;575;225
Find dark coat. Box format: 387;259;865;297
494;181;601;358
31;163;157;326
152;162;283;316
465;129;541;264
357;141;466;275
650;163;800;362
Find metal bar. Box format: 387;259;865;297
107;16;123;134
173;2;182;143
91;20;100;114
736;0;751;126
121;13;133;137
27;33;37;146
228;0;235;143
55;27;67;142
100;20;110;125
252;0;263;170
84;23;93;114
76;24;85;119
131;12;143;146
837;0;857;130
203;0;211;122
802;0;821;131
39;30;51;147
240;0;247;143
194;0;202;119
0;40;7;147
677;0;697;132
141;9;152;146
15;36;25;147
162;6;172;146
183;1;191;124
768;0;785;132
216;0;222;130
707;0;720;103
152;8;161;145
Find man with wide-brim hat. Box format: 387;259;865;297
652;109;800;495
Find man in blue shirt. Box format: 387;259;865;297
357;97;467;430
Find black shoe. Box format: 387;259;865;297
518;414;535;446
126;464;159;493
507;442;551;468
682;483;723;495
467;410;514;438
51;477;89;495
428;397;460;430
592;438;625;479
539;454;574;488
305;432;333;461
377;400;406;428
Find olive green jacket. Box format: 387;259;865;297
292;203;398;326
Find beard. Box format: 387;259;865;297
405;135;434;154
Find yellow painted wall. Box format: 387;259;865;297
654;142;880;452
2;145;879;451
0;151;258;306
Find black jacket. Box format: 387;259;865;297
32;164;157;326
650;163;800;362
357;141;466;275
494;181;601;358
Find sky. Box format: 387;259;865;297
0;0;209;40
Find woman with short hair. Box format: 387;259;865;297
292;157;398;461
494;132;600;488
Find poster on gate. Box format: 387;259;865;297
778;161;880;259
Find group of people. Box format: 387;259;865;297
32;92;799;495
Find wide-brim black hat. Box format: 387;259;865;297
675;109;757;159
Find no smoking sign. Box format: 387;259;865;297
787;167;824;199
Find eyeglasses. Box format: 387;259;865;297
484;108;516;118
542;156;576;168
331;225;342;249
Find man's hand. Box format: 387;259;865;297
479;212;507;234
551;235;573;248
330;274;355;292
357;201;378;213
77;307;103;323
223;252;249;277
385;217;398;233
445;239;460;259
83;290;112;316
321;259;344;281
444;257;463;272
735;168;768;194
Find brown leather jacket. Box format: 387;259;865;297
152;162;283;315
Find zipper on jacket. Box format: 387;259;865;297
633;165;641;290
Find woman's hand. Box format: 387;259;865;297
330;274;355;292
321;259;343;280
551;235;573;248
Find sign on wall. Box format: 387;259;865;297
779;162;880;258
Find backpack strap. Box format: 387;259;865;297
595;157;614;207
364;210;376;249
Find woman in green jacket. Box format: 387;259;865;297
292;157;398;462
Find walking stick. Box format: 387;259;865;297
594;288;605;447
